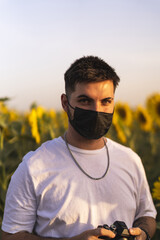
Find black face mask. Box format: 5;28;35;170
68;102;113;140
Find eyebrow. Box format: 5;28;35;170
102;97;114;100
77;94;92;99
77;94;114;100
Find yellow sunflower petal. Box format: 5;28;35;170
135;105;152;132
115;102;132;127
147;93;160;127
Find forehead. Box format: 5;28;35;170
71;80;114;98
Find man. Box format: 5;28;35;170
1;56;156;240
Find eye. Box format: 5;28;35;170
78;98;91;105
101;98;113;105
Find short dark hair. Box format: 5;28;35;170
64;56;120;95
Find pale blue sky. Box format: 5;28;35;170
0;0;160;111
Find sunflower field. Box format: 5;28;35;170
0;93;160;239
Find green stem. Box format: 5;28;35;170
0;128;4;150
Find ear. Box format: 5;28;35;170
61;94;68;112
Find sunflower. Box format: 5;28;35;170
152;177;160;201
48;109;59;129
9;110;19;121
115;102;132;127
112;111;127;143
28;108;41;144
59;111;68;130
116;125;127;143
36;106;45;119
0;102;8;114
135;105;152;132
147;93;160;127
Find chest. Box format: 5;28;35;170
35;156;138;223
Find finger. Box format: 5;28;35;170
92;228;116;238
129;227;141;236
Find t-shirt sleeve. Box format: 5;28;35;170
1;159;37;234
134;156;157;220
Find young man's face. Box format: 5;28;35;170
68;80;114;114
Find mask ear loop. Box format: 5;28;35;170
66;95;75;121
66;95;75;110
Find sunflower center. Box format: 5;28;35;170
118;108;126;119
139;112;146;124
156;102;160;116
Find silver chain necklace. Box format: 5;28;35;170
64;133;110;180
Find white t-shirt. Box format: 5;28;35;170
2;137;156;238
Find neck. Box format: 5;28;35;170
62;125;106;150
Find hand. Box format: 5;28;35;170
73;227;116;240
129;227;147;240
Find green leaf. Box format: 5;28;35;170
0;97;10;102
156;222;160;230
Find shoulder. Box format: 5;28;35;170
107;138;139;157
23;136;64;159
22;137;66;174
106;138;148;187
107;138;143;169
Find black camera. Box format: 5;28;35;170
98;221;135;240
